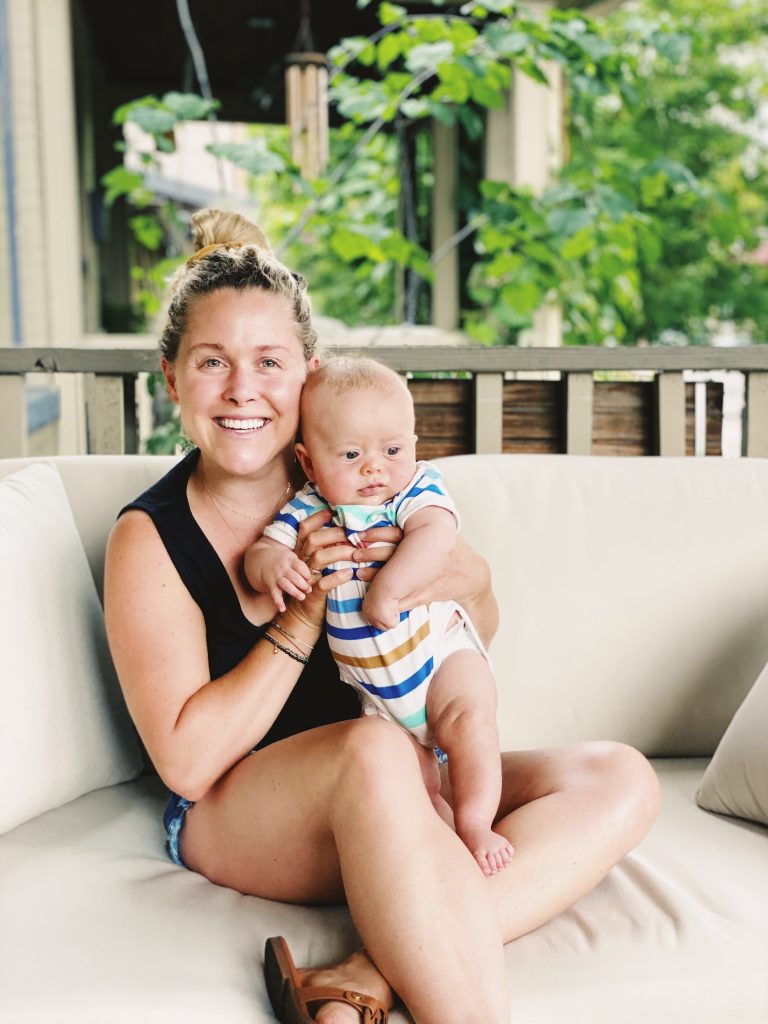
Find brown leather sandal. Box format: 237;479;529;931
264;936;388;1024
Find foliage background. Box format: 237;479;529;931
104;0;768;354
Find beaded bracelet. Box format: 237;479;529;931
263;631;309;665
269;620;315;656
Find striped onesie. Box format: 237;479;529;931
263;462;487;745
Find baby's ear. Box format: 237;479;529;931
294;442;315;481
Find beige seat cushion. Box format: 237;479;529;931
696;659;768;826
0;764;765;1023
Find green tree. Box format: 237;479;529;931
565;0;768;344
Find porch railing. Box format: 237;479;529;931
1;345;767;458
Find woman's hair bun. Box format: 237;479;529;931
189;208;272;254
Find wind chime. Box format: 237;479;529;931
285;0;329;180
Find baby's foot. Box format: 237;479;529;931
458;824;514;877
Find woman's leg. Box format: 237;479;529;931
440;740;662;942
181;715;509;1024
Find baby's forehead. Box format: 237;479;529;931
301;381;414;433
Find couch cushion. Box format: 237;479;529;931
0;764;765;1023
0;463;142;834
0;455;178;600
435;454;768;758
696;657;768;826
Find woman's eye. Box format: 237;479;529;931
262;358;279;368
387;446;401;456
203;357;223;368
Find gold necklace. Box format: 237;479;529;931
199;468;292;525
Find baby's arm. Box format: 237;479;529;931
363;507;456;630
244;536;312;613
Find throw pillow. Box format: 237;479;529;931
696;659;768;826
0;463;142;835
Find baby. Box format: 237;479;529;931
245;356;513;876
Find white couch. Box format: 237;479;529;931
1;453;767;1024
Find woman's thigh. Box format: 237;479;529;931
179;719;369;904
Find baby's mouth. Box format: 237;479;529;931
215;417;269;434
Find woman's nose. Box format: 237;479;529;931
222;366;258;405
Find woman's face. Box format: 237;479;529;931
162;288;312;479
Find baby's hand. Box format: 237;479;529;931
257;547;312;612
363;590;401;631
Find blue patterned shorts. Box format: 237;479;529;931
163;792;193;868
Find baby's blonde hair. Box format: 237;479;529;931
302;355;411;404
160;208;317;361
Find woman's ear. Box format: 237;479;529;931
161;358;180;404
294;442;315;482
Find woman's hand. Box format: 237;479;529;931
393;533;499;647
292;518;403;623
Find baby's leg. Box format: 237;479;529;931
411;737;455;830
426;648;514;876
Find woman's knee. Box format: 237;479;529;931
333;716;423;805
574;740;661;833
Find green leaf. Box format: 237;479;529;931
547;207;593;236
379;3;407;27
100;166;145;207
560;228;594;260
377;32;402;71
207;139;285;174
405;41;454;73
128;214;164;251
127;106;178;135
500;279;543;314
161;91;220;120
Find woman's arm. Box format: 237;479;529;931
104;510;352;802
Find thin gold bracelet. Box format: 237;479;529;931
270;620;315;655
263;631;309;665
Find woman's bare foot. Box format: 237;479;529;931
299;948;393;1024
457;821;514;877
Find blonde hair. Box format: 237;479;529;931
303;355;411;404
160;208;317;361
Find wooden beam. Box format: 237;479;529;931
655;372;686;456
744;372;768;457
0;376;27;457
431;120;459;331
474;373;504;454
84;375;124;454
4;346;768;376
564;372;594;454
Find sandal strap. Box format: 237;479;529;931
297;985;388;1023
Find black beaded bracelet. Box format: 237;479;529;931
269;620;314;655
263;631;309;665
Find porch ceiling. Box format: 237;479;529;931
74;0;612;125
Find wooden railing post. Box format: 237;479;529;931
655;371;686;456
744;372;768;457
0;377;27;458
564;372;594;455
84;375;125;454
473;372;504;454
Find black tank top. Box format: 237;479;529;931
120;449;359;753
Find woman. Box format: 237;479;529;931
104;209;660;1024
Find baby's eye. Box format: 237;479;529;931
344;450;359;461
386;446;401;456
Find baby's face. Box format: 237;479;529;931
298;385;418;506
